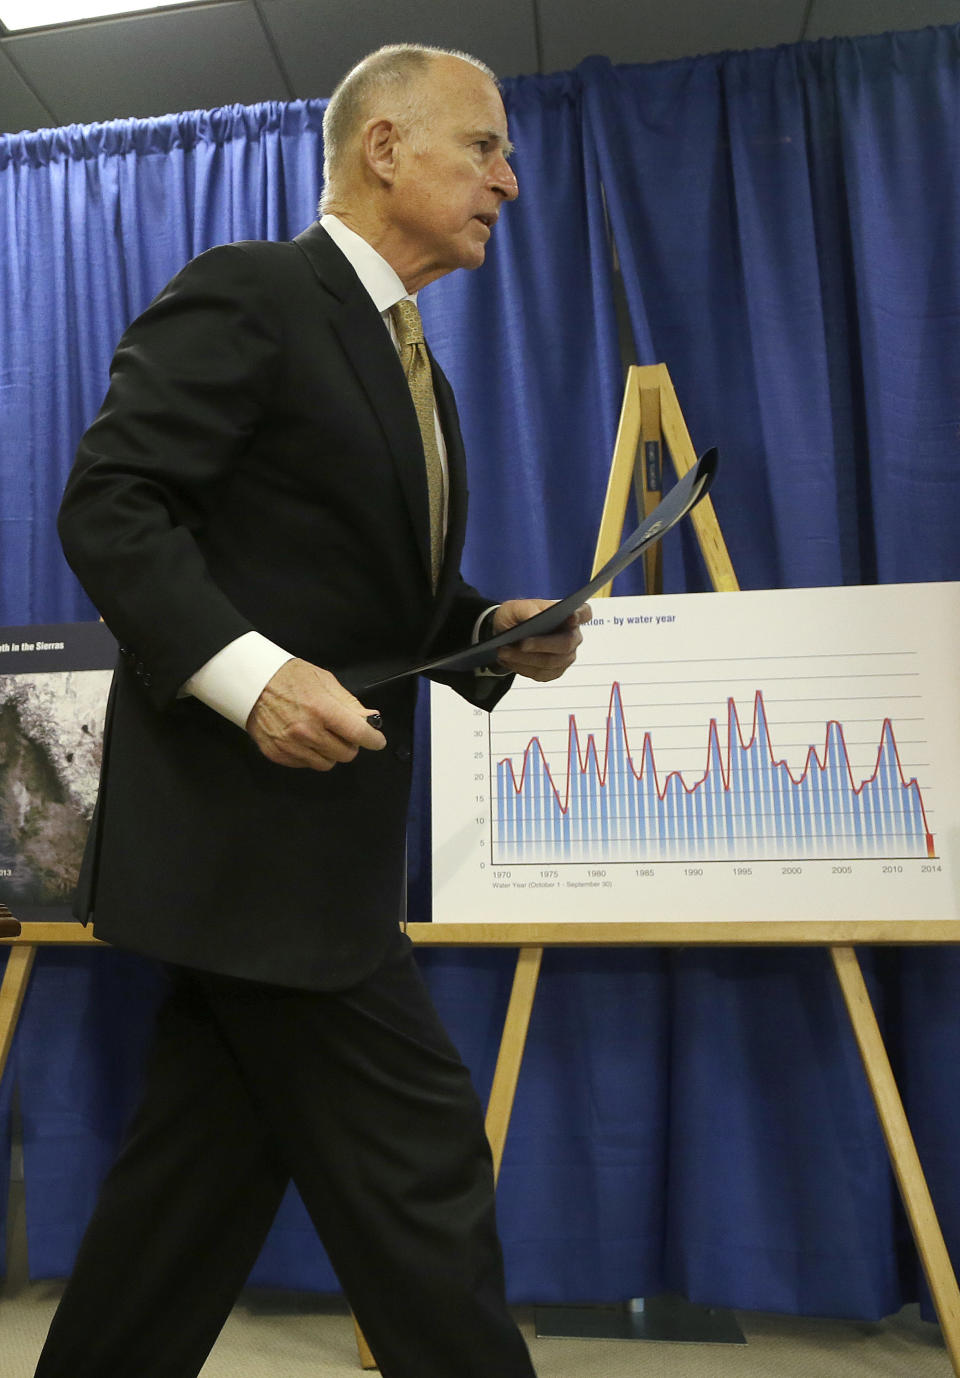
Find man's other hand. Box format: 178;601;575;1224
491;600;592;682
246;659;386;770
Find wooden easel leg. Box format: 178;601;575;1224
485;946;543;1183
0;943;36;1086
352;1313;377;1370
830;944;960;1374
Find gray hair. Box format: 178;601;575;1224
319;44;497;212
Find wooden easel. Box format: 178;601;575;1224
405;362;960;1375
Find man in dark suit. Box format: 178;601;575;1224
35;42;589;1378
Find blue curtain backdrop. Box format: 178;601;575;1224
579;28;960;1316
2;25;960;1321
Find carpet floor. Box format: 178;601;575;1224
0;1277;950;1377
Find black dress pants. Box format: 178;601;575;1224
33;934;536;1378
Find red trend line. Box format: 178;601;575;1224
497;682;934;840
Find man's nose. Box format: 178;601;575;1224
492;155;519;201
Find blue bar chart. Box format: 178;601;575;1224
493;682;934;864
430;584;960;927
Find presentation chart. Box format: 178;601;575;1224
430;584;960;926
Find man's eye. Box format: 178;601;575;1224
474;140;491;153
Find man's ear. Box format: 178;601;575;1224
362;118;401;186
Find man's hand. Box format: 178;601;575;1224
490;600;592;682
246;658;386;770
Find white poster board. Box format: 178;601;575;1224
430;584;960;931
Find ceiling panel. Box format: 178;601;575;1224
1;0;954;141
805;0;960;40
0;51;56;135
3;0;287;128
538;0;809;72
261;0;539;100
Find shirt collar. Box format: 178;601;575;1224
319;213;414;315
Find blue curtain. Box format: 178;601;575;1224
581;26;960;593
0;100;327;626
577;25;960;1319
3;28;960;1323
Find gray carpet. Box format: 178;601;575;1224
0;1277;951;1377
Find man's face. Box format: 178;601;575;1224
387;58;519;285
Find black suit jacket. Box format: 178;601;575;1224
59;223;509;989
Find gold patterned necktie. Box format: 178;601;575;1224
390;299;445;588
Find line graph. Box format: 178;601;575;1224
430;585;960;927
492;682;934;864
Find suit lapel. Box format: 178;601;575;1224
293;223;434;585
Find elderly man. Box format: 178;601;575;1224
34;44;588;1378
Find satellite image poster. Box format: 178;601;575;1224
0;622;116;921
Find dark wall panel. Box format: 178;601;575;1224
3;1;286;126
262;0;539;99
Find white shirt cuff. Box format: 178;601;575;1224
182;632;294;729
472;605;499;644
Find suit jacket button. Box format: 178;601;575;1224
142;673;153;687
394;745;411;762
135;662;144;677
